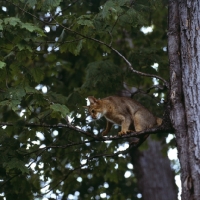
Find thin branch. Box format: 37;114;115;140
0;172;21;188
39;145;131;196
35;140;142;196
0;119;173;190
54;0;80;19
4;0;56;25
0;121;174;141
146;84;166;93
40;163;87;196
20;139;96;156
5;0;169;89
0;145;46;189
53;18;169;88
0;121;95;139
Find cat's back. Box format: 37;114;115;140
102;96;141;110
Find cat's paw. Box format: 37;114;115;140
118;131;127;136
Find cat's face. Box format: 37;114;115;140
84;96;104;119
87;104;103;119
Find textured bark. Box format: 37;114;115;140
179;1;200;199
168;1;190;200
168;1;200;199
130;138;178;200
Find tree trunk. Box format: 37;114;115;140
179;1;200;199
130;138;178;200
168;1;200;199
168;1;190;199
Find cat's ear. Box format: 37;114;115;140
87;96;98;104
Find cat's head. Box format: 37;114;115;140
83;96;104;119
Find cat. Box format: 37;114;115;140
84;96;162;136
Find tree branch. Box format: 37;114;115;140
53;0;80;19
5;0;169;89
20;139;96;156
0;121;174;141
56;19;169;88
37;145;134;196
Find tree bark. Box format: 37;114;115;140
168;1;200;199
168;1;190;200
179;1;200;199
130;138;178;200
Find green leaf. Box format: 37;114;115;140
46;92;68;104
16;43;33;52
57;29;66;42
3;158;29;174
10;99;21;112
77;15;95;28
8;86;26;100
0;86;26;111
41;0;63;10
30;94;47;106
74;40;83;56
0;19;3;30
38;110;52;119
101;1;122;19
0;61;6;69
119;7;147;26
50;103;70;117
24;85;39;94
60;39;83;55
4;17;21;26
114;0;131;6
45;53;57;62
20;22;45;35
81;60;124;94
20;0;37;7
0;100;10;106
29;67;44;83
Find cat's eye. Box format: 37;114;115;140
91;110;94;113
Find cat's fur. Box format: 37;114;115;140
84;96;162;136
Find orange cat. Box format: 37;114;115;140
84;96;162;136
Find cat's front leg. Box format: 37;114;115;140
118;118;131;136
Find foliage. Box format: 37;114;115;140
0;0;170;199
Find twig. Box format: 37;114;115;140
0;144;46;188
0;121;174;141
52;17;169;89
54;0;80;19
146;84;165;92
21;139;96;156
0;172;21;188
4;0;169;89
39;163;87;196
35;140;142;196
4;0;56;25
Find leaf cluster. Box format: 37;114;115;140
0;0;171;199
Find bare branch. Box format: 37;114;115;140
54;0;80;19
20;139;96;156
52;17;170;89
38;163;88;196
5;0;169;89
0;121;174;141
4;0;55;25
37;144;134;196
0;172;21;188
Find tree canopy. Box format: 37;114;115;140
0;0;174;199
